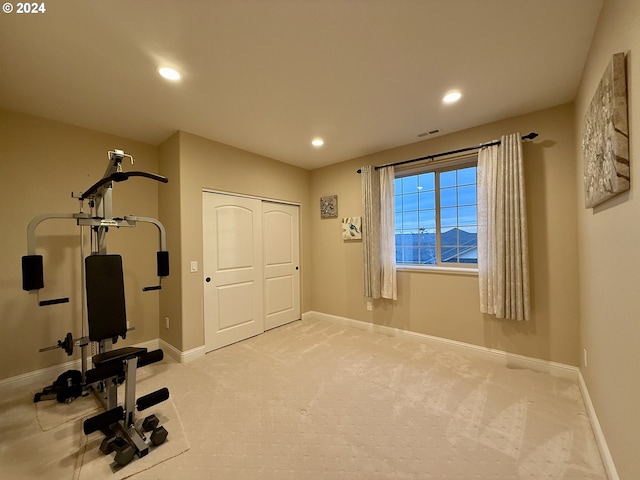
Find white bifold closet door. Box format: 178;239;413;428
203;192;300;353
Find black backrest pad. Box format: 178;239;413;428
85;254;127;342
22;255;44;291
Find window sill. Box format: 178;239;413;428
397;265;478;276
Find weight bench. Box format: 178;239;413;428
82;254;170;469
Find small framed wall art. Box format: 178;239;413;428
342;216;362;240
320;195;338;218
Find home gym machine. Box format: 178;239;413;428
22;149;172;469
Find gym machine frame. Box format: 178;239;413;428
22;149;172;469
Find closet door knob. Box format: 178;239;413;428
205;277;211;282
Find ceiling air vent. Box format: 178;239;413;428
417;129;440;138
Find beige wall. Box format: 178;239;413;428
158;131;312;351
158;132;183;349
574;0;640;478
310;103;580;366
0;109;161;380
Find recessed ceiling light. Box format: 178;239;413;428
312;138;324;147
442;91;462;104
158;67;181;81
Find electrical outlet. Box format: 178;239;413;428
165;317;170;329
366;301;373;311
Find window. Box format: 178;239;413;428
394;158;477;267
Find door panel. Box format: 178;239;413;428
265;213;293;264
217;282;255;331
266;276;293;315
263;202;300;330
216;207;255;270
203;193;264;352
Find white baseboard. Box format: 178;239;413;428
159;339;205;363
578;371;620;480
304;311;578;380
0;357;83;389
137;338;161;351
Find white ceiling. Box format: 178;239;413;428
0;0;603;170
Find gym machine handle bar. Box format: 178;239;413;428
81;171;168;200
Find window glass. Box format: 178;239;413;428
394;214;403;231
440;170;457;188
394;195;403;213
394;159;477;267
440;187;457;208
394;177;403;195
418;190;435;209
458;185;476;206
418;172;435;190
402;176;418;193
440;207;457;228
419;247;436;264
402;210;418;231
418;210;435;229
403;193;419;211
458;206;476;226
458;167;476;185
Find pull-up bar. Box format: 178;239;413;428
356;132;538;173
81;171;168;200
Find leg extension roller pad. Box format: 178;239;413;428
137;348;164;368
84;406;124;435
136;387;170;411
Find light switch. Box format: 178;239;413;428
190;261;198;273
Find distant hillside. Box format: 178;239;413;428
396;228;477;264
395;228;476;246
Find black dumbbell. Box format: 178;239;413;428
142;414;159;432
114;443;135;466
99;435;118;455
150;426;168;446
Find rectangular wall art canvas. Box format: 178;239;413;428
582;52;630;208
320;195;338;218
342;217;361;240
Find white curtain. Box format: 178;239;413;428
379;166;397;300
361;165;397;300
477;133;530;321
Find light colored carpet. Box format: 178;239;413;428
0;361;188;480
36;388;102;432
0;317;606;479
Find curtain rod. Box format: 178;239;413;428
356;132;538;174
